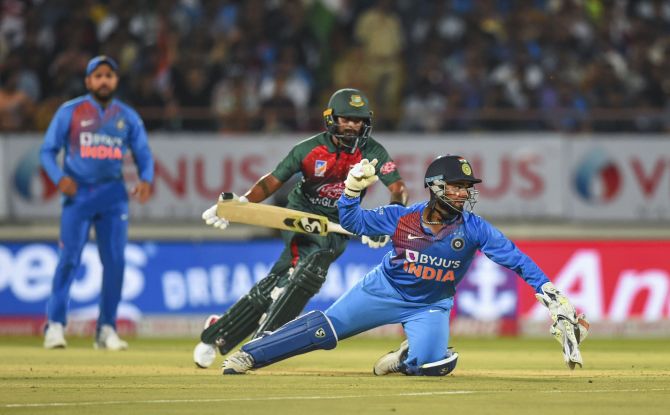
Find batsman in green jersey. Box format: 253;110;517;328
193;88;408;368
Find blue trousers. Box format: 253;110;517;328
46;181;128;331
325;266;454;371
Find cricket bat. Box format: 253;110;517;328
216;192;352;236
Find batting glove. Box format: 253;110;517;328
202;194;248;230
362;235;391;249
344;158;379;198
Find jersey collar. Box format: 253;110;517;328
86;94;116;112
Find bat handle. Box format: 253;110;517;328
219;192;238;201
327;222;354;236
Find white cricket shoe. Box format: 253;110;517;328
193;315;221;368
222;351;254;375
44;322;67;349
94;325;128;350
373;340;409;375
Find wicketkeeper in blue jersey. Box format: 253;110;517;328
40;56;154;350
221;155;590;375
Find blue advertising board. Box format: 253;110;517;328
0;240;518;322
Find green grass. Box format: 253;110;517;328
1;336;669;415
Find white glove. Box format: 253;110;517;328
535;282;584;369
550;313;590;347
201;194;248;230
362;235;391;249
344;158;379;198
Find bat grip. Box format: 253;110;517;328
327;223;354;236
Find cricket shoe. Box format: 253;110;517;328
222;351;255;375
44;322;67;349
94;325;128;350
193;314;222;368
373;339;409;375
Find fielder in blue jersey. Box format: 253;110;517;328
40;56;154;351
221;155;589;376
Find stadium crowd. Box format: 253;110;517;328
1;0;669;133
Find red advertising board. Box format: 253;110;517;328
517;240;670;322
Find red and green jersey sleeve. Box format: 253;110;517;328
360;137;402;187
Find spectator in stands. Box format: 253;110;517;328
0;69;34;131
1;0;669;133
354;0;405;128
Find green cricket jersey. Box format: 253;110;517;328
271;132;401;222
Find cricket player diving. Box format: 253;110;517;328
40;55;154;350
220;155;589;375
193;88;408;368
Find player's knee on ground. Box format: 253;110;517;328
242;310;338;369
403;350;459;376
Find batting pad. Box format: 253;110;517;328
241;310;338;369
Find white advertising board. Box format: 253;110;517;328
3;133;565;220
566;137;670;221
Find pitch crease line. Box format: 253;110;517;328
5;388;670;409
3;391;474;408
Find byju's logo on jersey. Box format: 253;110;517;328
403;249;460;283
314;160;327;177
79;132;123;160
406;249;419;262
574;148;622;204
404;249;460;268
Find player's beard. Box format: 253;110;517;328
91;86;115;104
430;197;461;220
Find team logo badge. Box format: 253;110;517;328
451;237;465;251
349;95;364;107
314;160;327;177
380;161;397;175
315;328;326;338
405;249;419;262
458;158;472;176
116;118;125;130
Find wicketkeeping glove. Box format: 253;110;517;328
535;282;585;369
362;235;391;249
202;193;248;230
344;158;379;198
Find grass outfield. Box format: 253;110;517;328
1;336;669;415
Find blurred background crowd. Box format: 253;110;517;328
1;0;670;133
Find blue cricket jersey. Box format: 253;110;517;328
40;94;154;186
338;195;550;303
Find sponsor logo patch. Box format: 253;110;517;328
314;160;327;177
406;249;419;262
380;161;397;175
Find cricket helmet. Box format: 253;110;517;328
424;155;481;212
323;88;372;153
